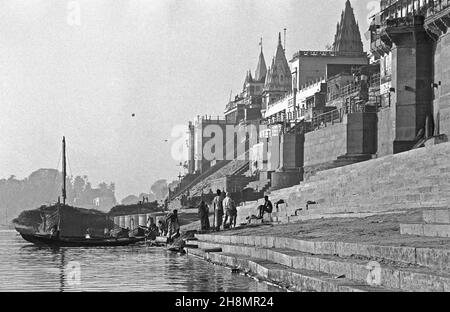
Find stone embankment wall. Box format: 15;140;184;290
304;123;347;167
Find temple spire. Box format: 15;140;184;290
332;0;363;55
264;33;291;93
244;70;253;86
255;39;267;82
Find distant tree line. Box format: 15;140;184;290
1;170;171;225
0;169;116;224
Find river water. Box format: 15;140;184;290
0;230;284;292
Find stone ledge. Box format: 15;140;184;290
401;223;450;238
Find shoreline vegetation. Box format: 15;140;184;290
1;169;171;226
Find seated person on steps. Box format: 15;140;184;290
257;196;273;219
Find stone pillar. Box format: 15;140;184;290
119;216;125;228
124;216;131;230
267;135;280;171
188;122;195;174
132;215;140;230
271;132;304;190
347;112;377;155
138;214;147;226
386;16;433;153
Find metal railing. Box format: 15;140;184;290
310;109;342;130
309;98;378;132
329;81;364;102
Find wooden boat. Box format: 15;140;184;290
15;137;145;248
19;233;144;247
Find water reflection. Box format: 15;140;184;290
1;231;284;292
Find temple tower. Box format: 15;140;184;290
262;33;292;113
333;0;364;56
255;44;267;82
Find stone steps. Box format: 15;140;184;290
171;161;231;200
266;189;450;218
236;142;450;224
186;247;394;292
278;211;408;224
308;161;450;181
307;151;450;182
306;154;450;186
195;234;450;272
189;157;249;197
287;180;450;199
185;239;199;248
195;240;450;292
401;208;450;238
237;196;447;225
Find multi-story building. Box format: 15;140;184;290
369;0;450;155
250;0;375;190
170;0;448;206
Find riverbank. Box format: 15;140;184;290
184;209;450;292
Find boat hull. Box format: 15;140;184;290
19;233;145;247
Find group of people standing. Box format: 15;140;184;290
198;190;237;232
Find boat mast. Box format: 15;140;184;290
62;136;67;206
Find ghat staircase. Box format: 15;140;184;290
189;152;251;197
186;233;450;292
235;141;450;225
169;160;231;201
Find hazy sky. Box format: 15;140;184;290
0;0;376;200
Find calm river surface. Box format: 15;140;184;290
0;230;284;292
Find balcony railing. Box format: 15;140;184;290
378;0;450;24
